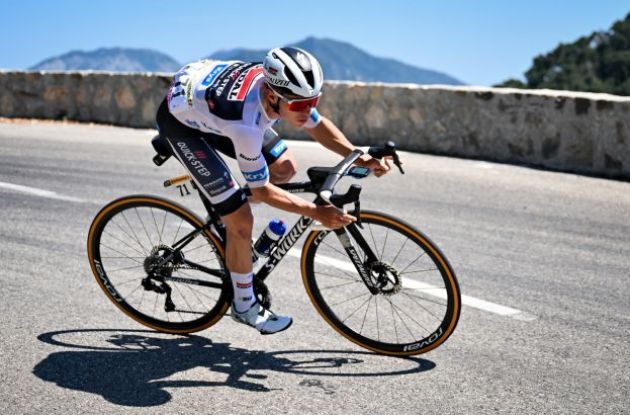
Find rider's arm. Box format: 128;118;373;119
303;111;369;161
226;124;353;227
304;109;390;176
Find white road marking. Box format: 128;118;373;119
288;249;536;321
0;181;87;203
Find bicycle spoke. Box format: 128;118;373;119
386;298;416;340
150;208;162;245
375;296;380;342
184;243;215;254
390;298;399;343
111;275;144;287
341;295;373;324
330;291;371;307
135;207;154;247
170;279;197;315
401;290;448;307
399;250;428;274
160;209;168;245
388;299;431;334
112;216;148;255
359;296;373;335
106;263;145;273
316;258;361;281
171;217;184;246
100;255;146;260
390;237;409;267
313;271;356;282
380;227;389;262
400;267;438;275
120;211;150;255
100;243;144;265
400;291;444;321
102;228;146;257
321;239;350;259
320;280;362;291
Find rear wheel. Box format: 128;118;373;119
301;210;460;356
87;195;230;334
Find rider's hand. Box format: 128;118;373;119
315;205;356;229
356;155;391;177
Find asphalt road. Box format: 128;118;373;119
0;121;628;414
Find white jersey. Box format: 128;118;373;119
166;59;321;188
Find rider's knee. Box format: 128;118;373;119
223;204;253;240
270;158;297;184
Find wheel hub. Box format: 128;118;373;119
368;262;402;296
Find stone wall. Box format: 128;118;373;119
1;70;629;180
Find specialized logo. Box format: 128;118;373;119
242;165;269;182
263;217;312;273
267;78;290;87
201;64;227;86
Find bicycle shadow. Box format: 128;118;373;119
34;329;436;407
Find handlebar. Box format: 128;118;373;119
318;149;364;203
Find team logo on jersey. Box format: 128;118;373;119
201;64;227;86
242;165;269;182
228;67;264;101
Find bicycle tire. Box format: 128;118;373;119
301;210;460;356
87;195;230;334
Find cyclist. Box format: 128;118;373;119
155;46;390;335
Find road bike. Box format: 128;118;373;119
87;136;461;356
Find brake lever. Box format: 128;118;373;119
392;153;405;174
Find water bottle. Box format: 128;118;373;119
252;219;286;262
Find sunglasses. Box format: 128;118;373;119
272;89;321;112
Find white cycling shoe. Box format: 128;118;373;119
230;301;293;335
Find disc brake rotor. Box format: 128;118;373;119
368;262;402;296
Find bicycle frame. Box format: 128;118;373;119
154;178;381;294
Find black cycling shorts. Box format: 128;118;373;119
155;98;288;216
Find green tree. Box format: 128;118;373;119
495;12;630;96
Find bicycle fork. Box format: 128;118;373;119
335;224;381;295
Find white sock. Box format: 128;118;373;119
231;271;255;312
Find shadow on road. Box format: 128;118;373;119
34;328;435;407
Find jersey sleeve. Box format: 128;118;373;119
224;125;269;188
302;108;322;129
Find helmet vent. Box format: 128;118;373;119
283;66;300;88
304;70;314;88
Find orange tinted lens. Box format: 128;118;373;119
287;96;320;112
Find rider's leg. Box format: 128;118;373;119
220;202;256;312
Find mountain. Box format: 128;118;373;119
496;12;630;95
30;47;181;72
209;37;464;85
28;39;463;85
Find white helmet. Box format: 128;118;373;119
263;47;324;98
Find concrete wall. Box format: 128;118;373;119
1;70;629;180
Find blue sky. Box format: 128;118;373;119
1;1;628;86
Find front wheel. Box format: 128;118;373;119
301;210;461;356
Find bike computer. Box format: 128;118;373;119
347;166;370;178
